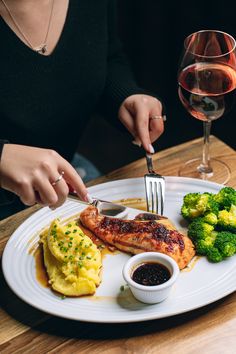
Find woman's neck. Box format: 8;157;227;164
1;0;50;11
5;0;46;4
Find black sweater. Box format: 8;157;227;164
0;0;160;162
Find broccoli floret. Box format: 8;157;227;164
217;205;236;232
203;212;218;225
214;187;236;210
195;236;216;255
214;231;236;257
197;193;218;215
220;243;236;257
188;218;215;240
181;192;219;220
206;247;223;263
188;218;218;256
189;222;236;260
181;193;201;220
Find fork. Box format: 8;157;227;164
144;153;165;215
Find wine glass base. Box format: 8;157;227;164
178;158;231;185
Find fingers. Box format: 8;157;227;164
21;161;87;209
134;99;164;151
16;179;37;206
118;105;136;135
34;176;63;207
49;179;69;208
35;164;87;208
14;177;58;208
119;95;165;154
0;144;89;209
59;160;88;201
21;170;67;208
134;105;153;152
149;113;165;143
36;154;88;207
119;99;153;151
127;98;157;153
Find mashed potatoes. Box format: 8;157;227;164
40;218;102;296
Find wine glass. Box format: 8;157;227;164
177;30;236;184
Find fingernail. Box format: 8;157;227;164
148;144;155;154
85;193;94;204
132;138;142;147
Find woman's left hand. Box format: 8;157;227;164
118;94;165;153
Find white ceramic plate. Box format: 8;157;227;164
2;177;236;323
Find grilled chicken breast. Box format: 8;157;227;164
80;206;195;269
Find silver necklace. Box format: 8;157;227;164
1;0;55;55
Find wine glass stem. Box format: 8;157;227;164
198;120;213;175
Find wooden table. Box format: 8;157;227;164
1;136;236;354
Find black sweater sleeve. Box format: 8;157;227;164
99;0;165;120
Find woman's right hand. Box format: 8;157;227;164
0;144;88;208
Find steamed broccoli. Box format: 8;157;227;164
181;192;219;220
207;231;236;262
217;205;236;232
195;237;216;255
188;217;215;240
181;193;200;220
214;187;236;210
206;247;223;263
203;212;218;226
187;218;236;261
214;231;236;257
181;187;236;263
188;218;217;256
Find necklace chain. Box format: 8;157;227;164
1;0;55;55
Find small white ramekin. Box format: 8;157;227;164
122;252;179;304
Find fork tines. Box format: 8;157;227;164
144;153;165;215
144;174;165;215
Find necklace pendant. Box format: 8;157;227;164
35;44;47;55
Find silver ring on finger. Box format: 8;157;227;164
150;115;167;122
51;171;65;186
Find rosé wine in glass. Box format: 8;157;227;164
178;30;236;184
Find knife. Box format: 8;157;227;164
68;193;128;218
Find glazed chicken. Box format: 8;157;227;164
80;206;195;269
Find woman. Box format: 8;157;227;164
0;0;165;219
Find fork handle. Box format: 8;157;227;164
146;153;155;173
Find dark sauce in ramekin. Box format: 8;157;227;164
132;262;171;286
